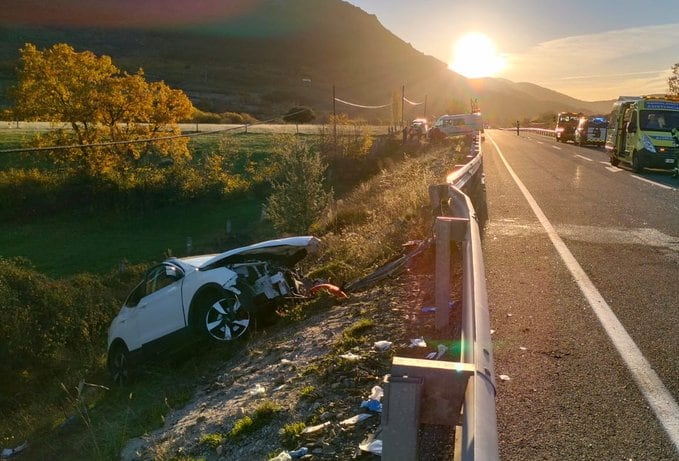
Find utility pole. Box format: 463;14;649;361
333;85;337;150
401;85;405;128
424;94;428;119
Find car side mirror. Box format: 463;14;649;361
165;266;184;280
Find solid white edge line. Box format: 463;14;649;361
487;132;679;450
631;175;675;191
552;145;562;150
574;154;593;162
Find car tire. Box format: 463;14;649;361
610;155;620;167
198;285;254;342
632;150;644;173
108;343;130;386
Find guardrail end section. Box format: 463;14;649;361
381;375;423;461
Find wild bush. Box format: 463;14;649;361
264;141;333;234
0;257;145;409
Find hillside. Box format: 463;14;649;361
0;0;613;126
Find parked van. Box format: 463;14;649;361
605;95;679;172
430;113;482;139
575;115;608;147
555;112;582;143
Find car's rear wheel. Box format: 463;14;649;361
199;286;254;342
610;155;620;167
108;344;130;386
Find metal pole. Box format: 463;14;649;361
424;94;428;119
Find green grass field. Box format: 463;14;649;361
0;128;289;276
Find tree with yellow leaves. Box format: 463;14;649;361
13;43;193;177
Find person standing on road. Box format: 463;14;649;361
516;120;520;135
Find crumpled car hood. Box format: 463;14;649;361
179;236;321;270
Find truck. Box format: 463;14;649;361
555;111;582;143
605;95;679;173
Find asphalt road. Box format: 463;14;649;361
481;130;679;460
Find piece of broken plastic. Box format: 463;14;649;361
359;435;383;455
289;447;309;458
425;351;437;359
374;340;392;351
368;385;384;401
301;421;331;434
1;442;27;459
436;343;448;359
339;352;361;361
248;383;266;395
499;374;511;381
268;451;292;461
410;337;427;348
360;399;382;412
340;413;373;426
421;306;437;313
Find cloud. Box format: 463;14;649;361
501;23;679;100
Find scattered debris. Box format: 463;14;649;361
247;383;266;396
302;421;331;434
289;447;309;458
310;283;348;299
421;306;437;313
340;413;373;426
359;433;383;455
519;346;527;351
339;352;361;361
436;344;448;359
499;374;511;381
269;451;292;461
410;337;427;348
360;385;384;412
1;442;28;459
374;340;392;351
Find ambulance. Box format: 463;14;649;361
605;95;679;173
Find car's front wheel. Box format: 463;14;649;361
108;343;130;386
199;286;254;342
632;150;644;173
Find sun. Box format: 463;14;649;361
449;32;506;78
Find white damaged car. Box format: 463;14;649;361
107;236;320;384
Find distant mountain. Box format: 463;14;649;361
0;0;614;126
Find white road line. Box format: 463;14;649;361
631;175;676;191
536;141;544;145
575;154;593;162
552;145;562;150
488;133;679;450
598;161;609;165
605;166;623;173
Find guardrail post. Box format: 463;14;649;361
435;216;469;330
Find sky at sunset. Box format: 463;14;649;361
346;0;679;101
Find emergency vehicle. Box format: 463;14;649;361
555;112;582;143
605;95;679;173
575;115;608;147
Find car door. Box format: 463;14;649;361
135;263;187;347
624;110;637;158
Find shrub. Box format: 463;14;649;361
264;141;333;234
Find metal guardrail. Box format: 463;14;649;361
381;134;499;460
502;126;555;137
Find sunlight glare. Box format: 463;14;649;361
449;32;506;78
